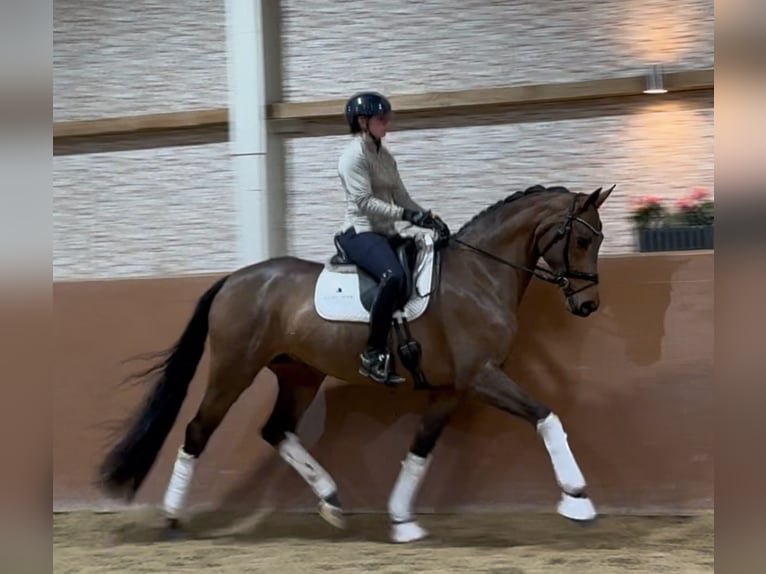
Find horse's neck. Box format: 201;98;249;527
465;203;543;268
457;200;547;305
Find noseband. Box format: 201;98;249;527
451;194;603;295
536;194;602;295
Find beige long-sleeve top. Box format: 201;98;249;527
338;135;424;236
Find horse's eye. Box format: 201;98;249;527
576;237;591;250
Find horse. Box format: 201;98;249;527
98;183;614;543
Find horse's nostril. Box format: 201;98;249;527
581;301;597;314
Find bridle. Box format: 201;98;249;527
444;193;603;296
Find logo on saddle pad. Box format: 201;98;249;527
313;232;437;323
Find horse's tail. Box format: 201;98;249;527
98;274;230;500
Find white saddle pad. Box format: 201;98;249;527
313;233;437;323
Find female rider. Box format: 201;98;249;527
334;91;434;385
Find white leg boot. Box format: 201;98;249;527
278;432;345;529
388;452;431;543
163;446;197;523
537;413;597;521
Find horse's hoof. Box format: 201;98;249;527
569;515;599;528
391;520;429;543
318;494;346;529
164;518;187;540
558;492;598;523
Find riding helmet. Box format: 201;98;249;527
344;91;392;133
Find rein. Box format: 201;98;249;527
450;236;570;287
439;194;603;296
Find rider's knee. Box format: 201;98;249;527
381;268;405;291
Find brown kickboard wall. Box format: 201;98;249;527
53;252;713;515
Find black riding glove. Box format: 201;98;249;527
402;209;431;227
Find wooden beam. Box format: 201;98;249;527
267;69;713;120
271;89;714;138
53;109;228;139
53;124;229;156
52;68;713;142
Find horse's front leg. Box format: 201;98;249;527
469;362;597;522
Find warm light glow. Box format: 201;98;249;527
622;99;712;196
620;1;708;62
644;64;667;95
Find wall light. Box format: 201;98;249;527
643;64;668;94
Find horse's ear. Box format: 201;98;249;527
582;187;602;210
583;184;615;210
595;184;616;209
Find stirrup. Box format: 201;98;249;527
359;351;405;386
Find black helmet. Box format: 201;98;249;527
344;91;392;134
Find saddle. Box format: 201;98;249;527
313;231;440;390
329;233;419;311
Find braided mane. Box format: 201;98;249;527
455;184;571;236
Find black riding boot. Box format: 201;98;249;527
359;271;406;386
360;347;404;386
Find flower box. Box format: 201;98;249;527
637;224;714;252
630;188;714;253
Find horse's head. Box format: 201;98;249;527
536;185;614;318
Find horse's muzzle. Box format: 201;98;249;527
577;300;598;317
567;297;599;317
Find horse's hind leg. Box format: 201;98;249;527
388;393;461;543
261;357;344;528
162;350;262;531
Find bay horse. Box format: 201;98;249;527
98;183;614;543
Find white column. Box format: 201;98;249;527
225;0;286;266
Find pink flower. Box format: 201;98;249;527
676;197;695;210
690;188;710;201
632;195;663;209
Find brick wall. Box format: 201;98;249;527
53;0;235;280
53;0;228;121
53;0;713;279
281;0;713;100
285;93;713;260
53;144;238;280
281;0;713;259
